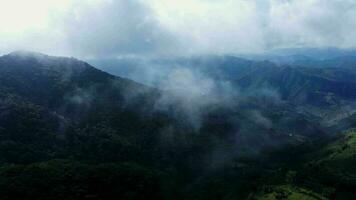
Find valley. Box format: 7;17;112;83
0;50;355;199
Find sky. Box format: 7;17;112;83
0;0;356;58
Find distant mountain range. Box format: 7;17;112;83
1;50;356;199
89;52;356;130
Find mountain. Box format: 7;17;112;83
247;47;356;62
0;52;265;199
0;51;157;109
89;55;356;104
0;51;325;155
1;51;356;199
90;54;356;129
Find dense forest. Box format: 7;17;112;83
1;51;356;199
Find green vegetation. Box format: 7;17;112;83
252;185;327;200
295;129;356;199
0;160;163;200
0;52;356;199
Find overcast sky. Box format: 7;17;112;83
0;0;355;58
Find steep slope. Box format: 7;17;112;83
0;51;170;165
1;52;322;162
290;129;356;199
237;65;356;105
0;51;157;111
0;52;183;199
95;55;356;130
90;55;356;107
0;51;341;200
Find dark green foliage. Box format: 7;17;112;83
0;160;163;200
1;52;356;199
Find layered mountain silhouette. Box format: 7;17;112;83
0;51;356;199
90;54;356;128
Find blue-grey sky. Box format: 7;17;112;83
0;0;355;57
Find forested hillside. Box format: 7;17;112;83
0;51;356;199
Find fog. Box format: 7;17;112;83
1;0;354;131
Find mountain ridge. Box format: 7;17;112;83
0;51;355;199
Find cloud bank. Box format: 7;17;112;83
1;0;356;57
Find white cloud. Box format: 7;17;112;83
1;0;356;56
147;0;264;54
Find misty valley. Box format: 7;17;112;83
0;49;356;199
